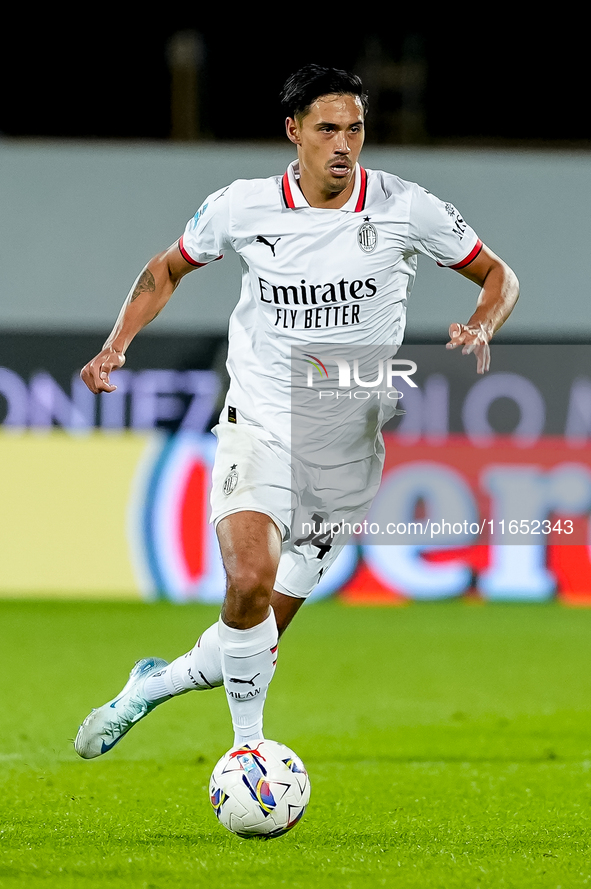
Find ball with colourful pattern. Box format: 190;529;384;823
209;740;311;838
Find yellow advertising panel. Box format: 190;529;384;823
0;431;148;598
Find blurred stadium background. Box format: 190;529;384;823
2;16;591;606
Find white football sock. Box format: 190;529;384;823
143;622;223;702
218;610;278;746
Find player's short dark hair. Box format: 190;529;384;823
280;64;368;121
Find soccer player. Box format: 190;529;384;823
74;64;519;759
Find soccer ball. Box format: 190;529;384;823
209;740;311;839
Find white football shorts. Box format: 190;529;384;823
210;420;384;599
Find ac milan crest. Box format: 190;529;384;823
357;219;377;253
223;465;239;495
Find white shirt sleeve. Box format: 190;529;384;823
179;185;232;266
407;184;482;269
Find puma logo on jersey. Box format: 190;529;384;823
256;236;281;256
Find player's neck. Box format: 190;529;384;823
297;168;356;209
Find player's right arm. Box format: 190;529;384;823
80;242;197;394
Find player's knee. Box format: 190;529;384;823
225;566;273;613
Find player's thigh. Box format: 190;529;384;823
216;510;283;592
217;510;284;628
216;514;305;633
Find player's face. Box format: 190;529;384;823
286;94;365;204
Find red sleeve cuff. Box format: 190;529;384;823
448;238;483;270
178;236;222;267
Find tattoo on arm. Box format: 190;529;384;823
130;269;156;302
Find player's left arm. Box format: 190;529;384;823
446;244;519;373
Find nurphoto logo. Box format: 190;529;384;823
303;354;417;399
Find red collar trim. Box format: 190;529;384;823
354;166;368;212
281;166;368;211
281;170;295;209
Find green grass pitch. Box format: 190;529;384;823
1;599;591;888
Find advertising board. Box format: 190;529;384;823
1;336;590;603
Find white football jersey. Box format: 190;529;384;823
179;161;481;457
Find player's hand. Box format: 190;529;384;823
446;322;491;374
80;347;126;393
